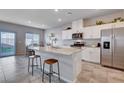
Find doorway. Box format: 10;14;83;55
0;32;16;57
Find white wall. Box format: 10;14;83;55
0;21;44;55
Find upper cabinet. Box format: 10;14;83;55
62;30;72;40
62;19;124;40
82;26;101;39
62;19;83;40
72;19;83;33
112;22;124;28
82;22;124;39
97;22;124;30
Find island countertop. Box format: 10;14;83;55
30;46;82;82
32;46;82;55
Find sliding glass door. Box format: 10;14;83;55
0;32;16;57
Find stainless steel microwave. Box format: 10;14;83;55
72;33;83;39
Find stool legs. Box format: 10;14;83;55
42;62;45;82
36;58;38;69
57;62;60;80
39;57;42;71
32;58;34;76
49;65;52;83
28;56;42;76
42;61;60;83
28;57;30;72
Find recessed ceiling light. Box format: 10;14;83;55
58;18;62;22
54;9;59;12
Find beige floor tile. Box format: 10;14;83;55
1;56;124;83
76;61;124;83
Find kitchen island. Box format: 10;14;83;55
32;47;82;82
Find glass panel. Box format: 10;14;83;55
0;32;16;57
26;33;40;46
26;33;33;46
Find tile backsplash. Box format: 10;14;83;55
83;39;100;46
62;39;100;47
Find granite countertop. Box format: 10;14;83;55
31;46;82;55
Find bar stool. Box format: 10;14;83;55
27;50;42;76
42;58;60;83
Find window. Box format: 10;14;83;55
25;33;40;46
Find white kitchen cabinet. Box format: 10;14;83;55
82;47;90;61
83;26;101;39
82;27;91;39
62;30;72;40
94;22;124;30
98;23;113;30
89;48;100;63
113;22;124;28
82;47;100;64
72;19;83;33
82;22;124;39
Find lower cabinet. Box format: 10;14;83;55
82;47;100;64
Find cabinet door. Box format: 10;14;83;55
91;26;101;39
82;48;100;63
82;48;90;61
100;23;112;30
82;48;89;60
72;21;77;32
72;20;83;32
90;48;100;63
83;26;100;39
62;30;72;40
113;22;124;28
62;31;66;40
68;30;72;39
83;27;92;39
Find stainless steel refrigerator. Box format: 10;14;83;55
101;27;124;69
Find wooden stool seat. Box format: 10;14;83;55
44;59;58;64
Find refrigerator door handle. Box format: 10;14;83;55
110;35;113;53
113;34;115;54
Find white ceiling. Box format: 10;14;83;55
0;9;122;29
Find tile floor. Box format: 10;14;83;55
76;61;124;83
0;56;124;83
0;56;64;83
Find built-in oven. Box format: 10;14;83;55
72;33;83;39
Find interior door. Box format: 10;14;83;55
113;27;124;69
0;32;16;57
101;29;112;66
